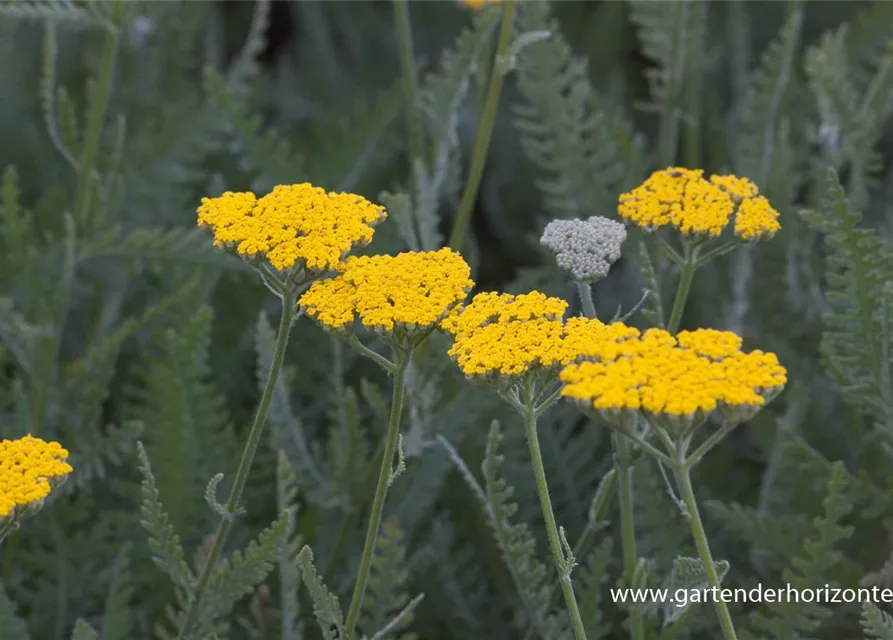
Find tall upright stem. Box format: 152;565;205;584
523;403;588;640
576;281;597;319
393;0;422;165
666;243;700;335
177;293;297;639
344;350;410;637
674;463;739;640
447;0;516;252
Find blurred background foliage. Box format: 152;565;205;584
2;0;893;638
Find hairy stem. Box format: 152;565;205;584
344;349;410;637
674;462;739;640
523;401;588;640
177;293;297;639
447;0;516;252
393;0;422;165
666;242;700;334
576;281;598;319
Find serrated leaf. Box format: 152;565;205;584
661;556;730;625
297;547;344;640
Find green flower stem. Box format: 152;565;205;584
576;281;598;319
344;348;411;637
447;0;517;252
177;292;297;639
393;0;422;164
673;462;739;640
666;242;701;334
522;401;588;640
615;433;645;640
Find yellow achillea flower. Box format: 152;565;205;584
560;327;786;435
442;291;577;380
197;183;386;273
0;435;72;518
618;167;780;240
300;248;473;339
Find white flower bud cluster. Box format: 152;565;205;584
540;216;627;282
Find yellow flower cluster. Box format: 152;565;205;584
0;435;72;518
618;167;780;240
442;291;588;379
197;183;386;272
300;248;473;336
560;326;787;429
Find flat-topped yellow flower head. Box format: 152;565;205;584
618;167;780;240
442;291;577;384
197;183;386;276
560;327;787;436
0;435;72;519
300;248;473;345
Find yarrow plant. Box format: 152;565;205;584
301;247;473;637
6;2;893;639
560;325;787;640
177;182;390;639
442;291;607;639
619;167;780;333
0;435;72;544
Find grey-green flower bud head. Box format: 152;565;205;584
540;216;627;282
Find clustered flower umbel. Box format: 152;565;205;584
441;291;574;382
560;326;787;437
618;167;780;240
197;183;386;276
0;435;72;518
540;216;627;282
300;248;473;343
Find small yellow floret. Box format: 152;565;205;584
560;327;787;425
0;435;72;518
299;248;473;336
443;291;575;379
618;168;781;240
618;167;733;237
197;183;386;272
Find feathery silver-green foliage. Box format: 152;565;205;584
3;1;893;638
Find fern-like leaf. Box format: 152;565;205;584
514;0;644;219
863;603;893;640
0;582;30;640
136;441;195;597
0;0;108;28
297;546;344;640
575;537;614;640
743;462;854;640
801;169;893;437
440;422;566;638
127;305;238;539
734;3;805;187
193;509;292;627
360;518;417;640
100;543;135;640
